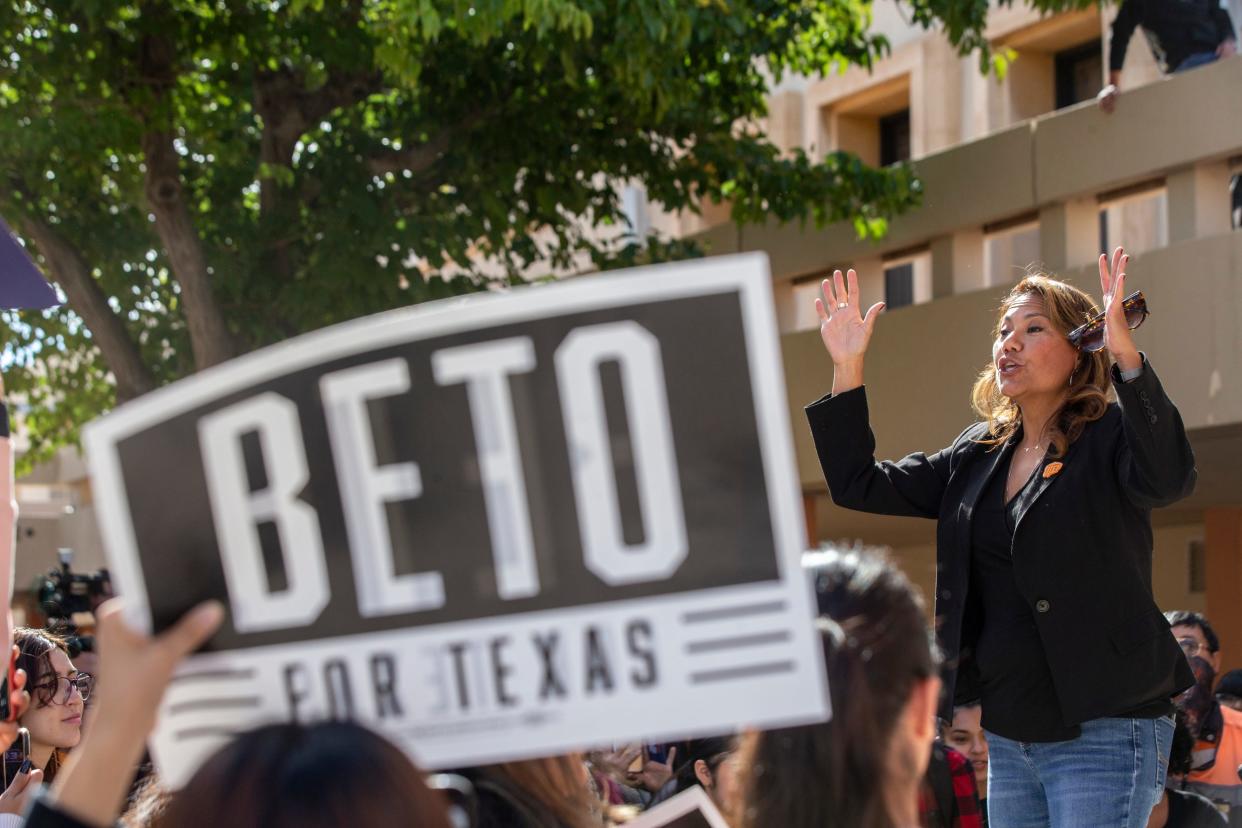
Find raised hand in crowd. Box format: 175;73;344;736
589;744;644;784
44;599;223;827
634;747;676;794
814;268;885;394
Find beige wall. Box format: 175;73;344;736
1151;522;1207;615
13;505;108;595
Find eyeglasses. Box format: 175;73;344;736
1066;291;1148;352
30;672;93;706
1177;638;1208;659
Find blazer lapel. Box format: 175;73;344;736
953;437;1015;561
1013;439;1078;535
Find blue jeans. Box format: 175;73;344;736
1174;51;1219;73
986;717;1174;828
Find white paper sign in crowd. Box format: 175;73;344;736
84;253;829;786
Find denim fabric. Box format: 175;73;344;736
1174;51;1220;72
986;716;1174;828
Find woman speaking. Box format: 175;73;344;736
806;248;1195;828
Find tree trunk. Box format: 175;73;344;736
141;130;238;370
19;218;157;402
135;29;237;370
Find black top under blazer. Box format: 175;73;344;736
805;358;1197;726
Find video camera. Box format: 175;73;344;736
37;548;112;657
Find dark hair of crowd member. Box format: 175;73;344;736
1167;707;1197;777
673;736;738;794
13;627;75;783
155;722;452;828
738;549;939;828
464;755;599;828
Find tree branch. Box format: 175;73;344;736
365;106;493;178
252;67;383;283
18;217;157;402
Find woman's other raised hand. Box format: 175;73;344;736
814;269;885;394
1097;246;1142;374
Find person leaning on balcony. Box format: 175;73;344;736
804;247;1196;828
1098;0;1237;113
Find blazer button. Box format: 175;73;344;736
1139;391;1150;401
1035;599;1051;613
1149;415;1158;425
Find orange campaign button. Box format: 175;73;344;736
1043;462;1064;479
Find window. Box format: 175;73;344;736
984;220;1041;288
879;109;911;166
884;263;914;309
1188;539;1206;594
787;279;828;333
882;252;932;309
1099;184;1168;257
1054;41;1103;109
822;75;912;167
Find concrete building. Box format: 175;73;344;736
645;3;1242;666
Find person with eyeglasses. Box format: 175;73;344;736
1163;610;1242;824
11;629;92;787
806;248;1196;828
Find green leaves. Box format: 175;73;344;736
0;0;1080;462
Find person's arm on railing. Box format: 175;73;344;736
1099;0;1141;112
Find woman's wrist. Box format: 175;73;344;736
832;360;864;395
1112;348;1142;375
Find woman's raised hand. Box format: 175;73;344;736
1097;246;1142;372
815;269;884;393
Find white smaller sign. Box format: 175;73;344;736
626;787;732;828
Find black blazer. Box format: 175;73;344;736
805;358;1196;725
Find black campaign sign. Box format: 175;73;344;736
85;254;827;784
114;290;775;646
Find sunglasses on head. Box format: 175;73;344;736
1066;290;1148;352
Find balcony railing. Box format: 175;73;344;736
697;56;1242;284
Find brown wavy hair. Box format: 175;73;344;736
970;275;1111;457
737;548;939;828
469;755;599;828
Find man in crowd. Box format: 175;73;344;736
1166;611;1242;824
1099;0;1236;113
1217;670;1242;713
1098;0;1241;230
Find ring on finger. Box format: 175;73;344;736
837;302;848;309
